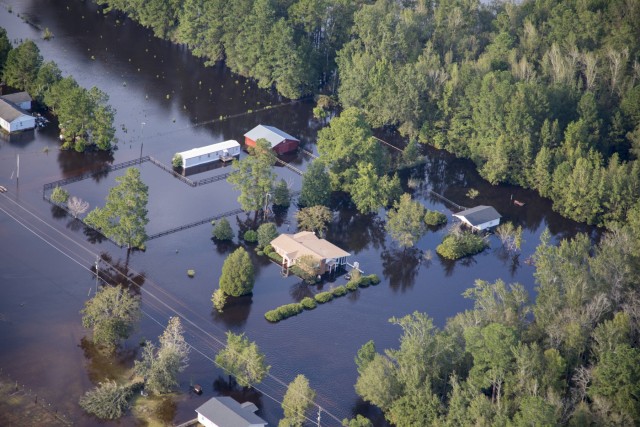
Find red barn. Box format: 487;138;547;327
244;125;300;155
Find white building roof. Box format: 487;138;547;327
244;125;299;147
1;92;32;105
195;397;267;427
0;99;31;123
453;205;501;226
177;140;240;160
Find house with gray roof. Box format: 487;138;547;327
0;91;32;111
0;99;35;133
195;396;267;427
244;124;299;155
452;205;501;231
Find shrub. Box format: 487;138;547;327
187;269;195;277
79;381;133;420
424;210;447;226
301;297;317;310
268;251;283;263
171;153;183;168
314;292;333;304
436;232;487;260
211;288;227;313
256;250;264;256
265;303;304;322
243;229;258;243
346;281;359;292
50;186;69;204
212;218;233;241
331;286;347;297
263;244;273;255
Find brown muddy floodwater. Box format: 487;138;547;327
0;1;598;426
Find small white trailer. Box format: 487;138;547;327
175;140;240;168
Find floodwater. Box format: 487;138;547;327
0;1;597;426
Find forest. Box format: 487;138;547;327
93;0;640;229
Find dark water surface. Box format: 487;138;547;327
0;1;597;426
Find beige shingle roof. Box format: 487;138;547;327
271;232;350;260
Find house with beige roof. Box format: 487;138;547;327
270;231;350;274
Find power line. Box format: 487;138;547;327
0;193;345;425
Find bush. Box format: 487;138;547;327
79;381;133;420
424;210;448;226
265;303;304;322
212;218;233;241
171;153;183;168
263;244;273;255
346;281;359;292
436;232;487;260
331;285;347;297
301;297;317;310
187;269;195;277
257;222;278;247
243;229;258;243
50;186;69;204
268;251;283;263
290;263;317;283
314;291;333;304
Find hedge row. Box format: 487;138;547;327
264;274;381;322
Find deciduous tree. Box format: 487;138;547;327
299;159;332;207
386;193;427;249
228;139;276;216
215;331;270;388
295;205;332;237
3;40;42;92
279;374;316;427
80;285;141;351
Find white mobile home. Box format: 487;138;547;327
176;140;241;168
0;99;36;133
453;205;501;231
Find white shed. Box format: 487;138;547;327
453;205;501;231
195;397;267;427
0;92;32;111
176;140;240;168
0;99;36;133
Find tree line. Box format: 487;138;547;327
93;0;640;226
0;29;116;151
350;202;640;426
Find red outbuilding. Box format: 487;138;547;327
244;124;300;155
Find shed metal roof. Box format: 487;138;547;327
453;205;501;226
1;91;32;104
0;99;31;123
195;397;267;427
244;125;299;147
177;140;240;160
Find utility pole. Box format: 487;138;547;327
16;154;19;185
140;122;146;165
317;406;321;427
94;255;99;295
263;192;271;222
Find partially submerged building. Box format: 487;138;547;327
175;140;241;168
270;231;350;274
0;91;32;111
452;205;501;231
0;99;35;133
244;125;299;155
195;396;267;427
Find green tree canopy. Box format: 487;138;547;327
385;193;428;248
3;39;42;92
212;217;233;241
135;317;190;394
295;205;332;237
219;247;255;297
299;159;332;207
273;178;291;207
80;285;141;351
215;331;270;388
257;222;278;248
227;139;277;215
85;168;149;249
279;374;316;427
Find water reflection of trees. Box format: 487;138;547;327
381;247;422;292
328;211;386;254
213;375;263;408
50;205;67;220
84;225;107;245
210;295;252;328
289;281;313;302
56;150;114;182
94;252;146;294
79;337;138;385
